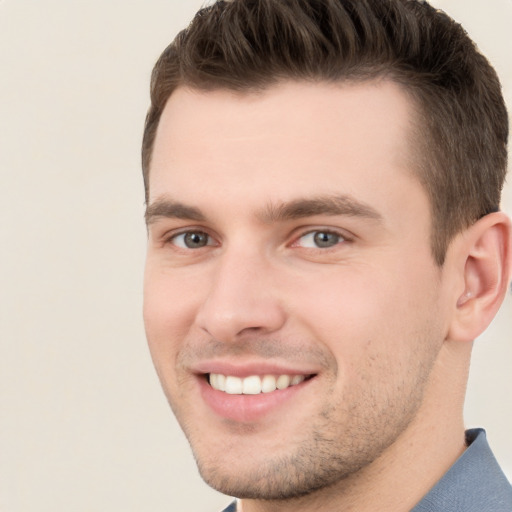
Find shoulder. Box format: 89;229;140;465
412;429;512;512
220;501;237;512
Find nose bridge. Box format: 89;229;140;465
196;243;285;341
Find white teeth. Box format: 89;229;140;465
261;374;277;393
209;373;226;391
216;374;226;392
209;373;308;394
225;376;243;394
276;374;291;389
242;375;261;395
291;375;305;386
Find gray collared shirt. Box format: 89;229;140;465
221;429;512;511
411;428;512;511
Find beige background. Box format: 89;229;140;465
0;1;510;511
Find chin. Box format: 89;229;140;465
191;435;374;501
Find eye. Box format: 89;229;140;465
295;230;345;249
171;231;214;249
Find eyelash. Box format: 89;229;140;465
164;229;216;250
291;228;350;250
163;226;351;253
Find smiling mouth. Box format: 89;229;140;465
208;373;314;395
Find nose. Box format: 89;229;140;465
195;248;286;342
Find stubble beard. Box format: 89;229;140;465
188;367;433;501
170;330;442;502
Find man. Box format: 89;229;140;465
141;0;512;510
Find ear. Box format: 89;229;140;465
447;211;512;342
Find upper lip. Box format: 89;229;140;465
192;359;320;378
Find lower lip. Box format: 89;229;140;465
198;376;312;423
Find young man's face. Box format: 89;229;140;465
143;81;454;499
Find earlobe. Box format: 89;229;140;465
448;211;512;343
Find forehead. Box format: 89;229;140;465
148;80;425;225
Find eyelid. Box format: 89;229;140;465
155;224;353;251
289;226;353;249
161;226;219;248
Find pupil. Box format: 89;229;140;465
185;232;207;248
314;232;338;248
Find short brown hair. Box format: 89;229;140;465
142;0;508;265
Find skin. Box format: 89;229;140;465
143;81;509;512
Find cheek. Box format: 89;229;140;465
143;262;200;328
292;261;440;365
142;266;200;374
292;267;390;338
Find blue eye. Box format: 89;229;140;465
172;231;213;249
297;231;344;248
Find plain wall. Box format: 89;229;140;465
0;1;510;511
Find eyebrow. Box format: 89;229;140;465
145;199;206;225
259;194;383;223
145;194;383;226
